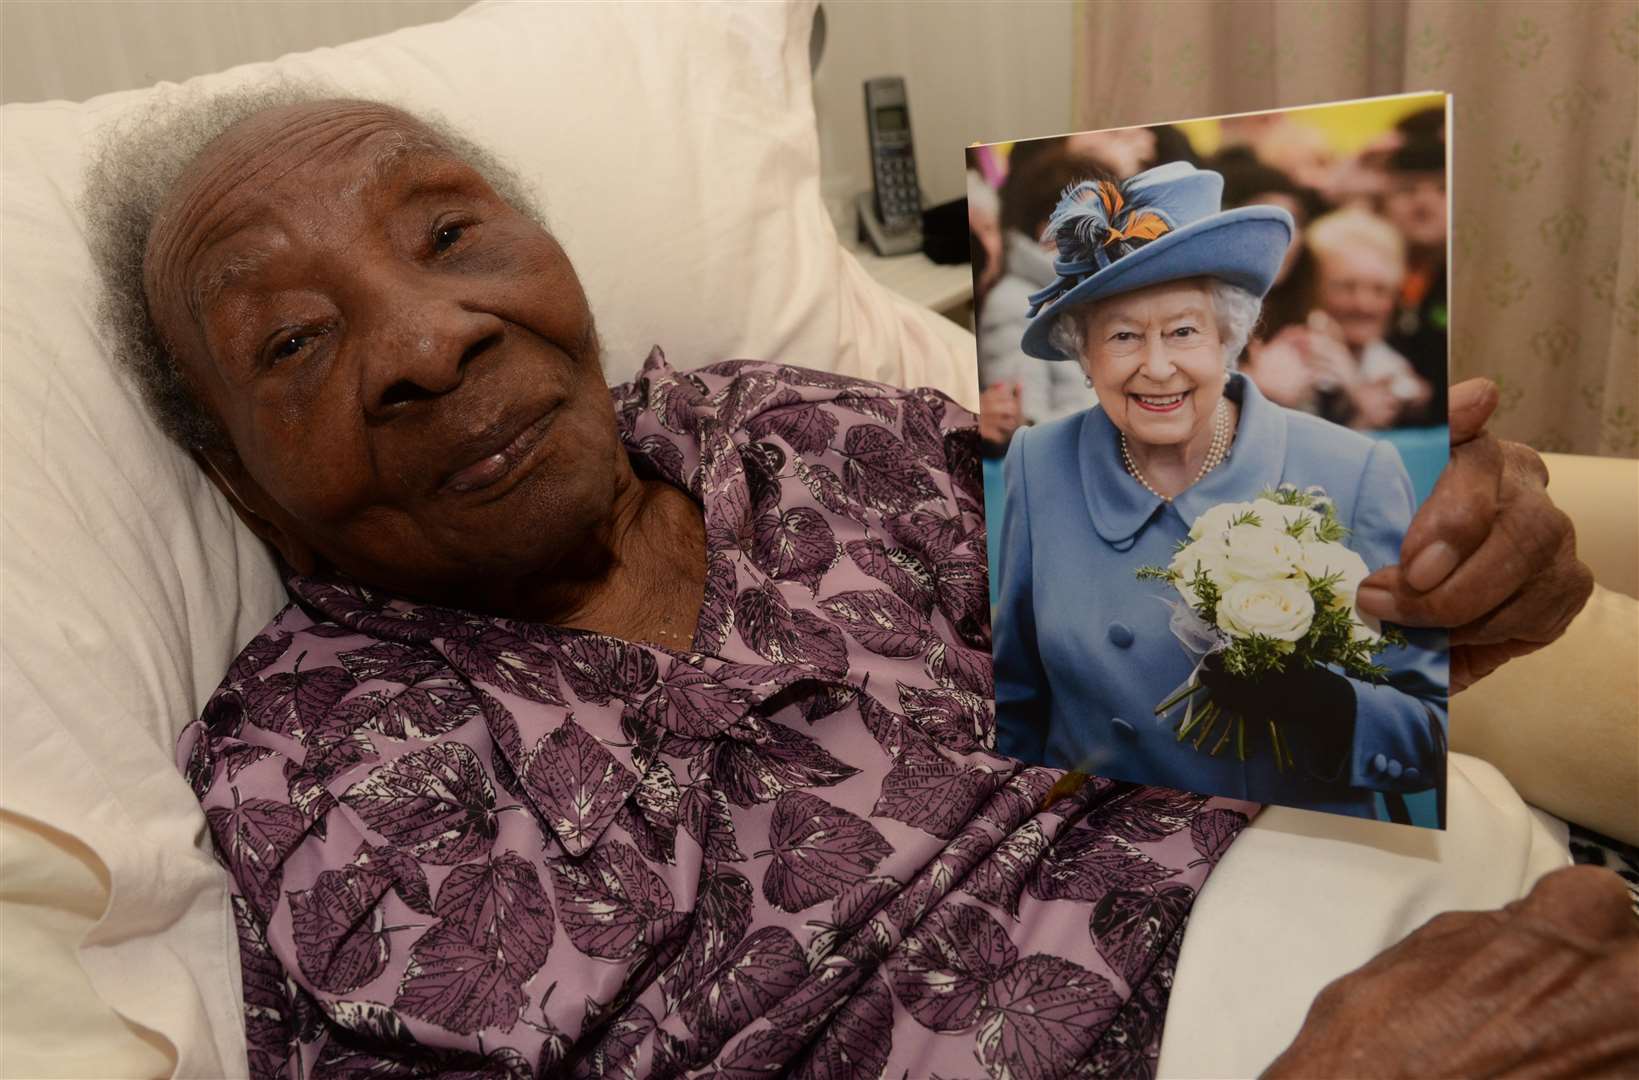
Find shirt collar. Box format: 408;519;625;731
1078;373;1287;545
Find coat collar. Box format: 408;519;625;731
1077;372;1288;545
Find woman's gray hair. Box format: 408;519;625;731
1046;279;1263;373
82;80;547;451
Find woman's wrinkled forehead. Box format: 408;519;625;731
145;104;452;294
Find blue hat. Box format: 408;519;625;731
1020;161;1295;361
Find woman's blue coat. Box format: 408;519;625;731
992;374;1448;818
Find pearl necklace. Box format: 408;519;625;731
1121;398;1230;502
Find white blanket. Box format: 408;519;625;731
1160;753;1569;1078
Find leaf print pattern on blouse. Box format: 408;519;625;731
179;353;1255;1080
288;865;396;994
703;718;859;807
244;663;356;740
208;793;311;919
363;679;481;742
441;625;565;706
753;506;840;593
518;718;637;856
762;791;894;913
747;389;840;455
733;581;851;678
844;538;936;615
394;922;529;1035
1191;807;1250;862
873;755;1003;840
549;840;676;960
974;954;1123;1080
681;925;807;1041
841;424;940;512
791;972;895;1080
1029;830;1178;904
663;863;756;1014
339;743;497;865
1091;883;1197;991
888;902;1018;1031
431;853;554;983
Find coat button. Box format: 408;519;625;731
1111;716;1136;738
1386;759;1403;779
1107;622;1134;648
1372;753;1388;774
1405;767;1420;783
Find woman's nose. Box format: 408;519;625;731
1139;334;1175;380
358;277;501;415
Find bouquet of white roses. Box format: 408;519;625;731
1135;484;1407;770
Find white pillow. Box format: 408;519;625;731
0;2;974;1074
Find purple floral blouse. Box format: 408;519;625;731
178;350;1256;1080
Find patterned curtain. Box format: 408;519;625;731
1073;0;1638;458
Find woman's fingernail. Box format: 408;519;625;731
1405;541;1460;592
1357;586;1402;622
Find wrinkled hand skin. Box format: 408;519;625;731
1264;866;1639;1079
1357;379;1594;692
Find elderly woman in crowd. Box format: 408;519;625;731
85;91;1627;1079
992;162;1445;820
1307;206;1434;430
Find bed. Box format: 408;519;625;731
2;3;1634;1077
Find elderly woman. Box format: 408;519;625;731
992;163;1446;820
85;92;1625;1079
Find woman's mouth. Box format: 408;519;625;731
1130;390;1190;413
443;407;558;495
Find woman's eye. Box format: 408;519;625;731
1173;326;1198;338
1111;331;1137;342
266;330;321;366
433;223;466;253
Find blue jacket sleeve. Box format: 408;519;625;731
991;429;1052;763
1338;439;1449;794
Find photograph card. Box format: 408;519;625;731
968;94;1452;827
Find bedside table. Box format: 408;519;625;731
848;245;974;325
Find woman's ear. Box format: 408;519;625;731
192;446;320;577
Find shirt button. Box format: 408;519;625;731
1386;759;1403;779
1111;716;1136;738
1372;753;1388;774
1405;767;1421;783
1107;622;1134;648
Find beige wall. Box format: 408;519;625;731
812;0;1075;211
0;1;472;105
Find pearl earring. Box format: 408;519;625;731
1084;375;1094;388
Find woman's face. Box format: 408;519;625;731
1078;278;1226;450
144;100;623;601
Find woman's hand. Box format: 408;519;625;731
1357;379;1594;691
1263;865;1639;1078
